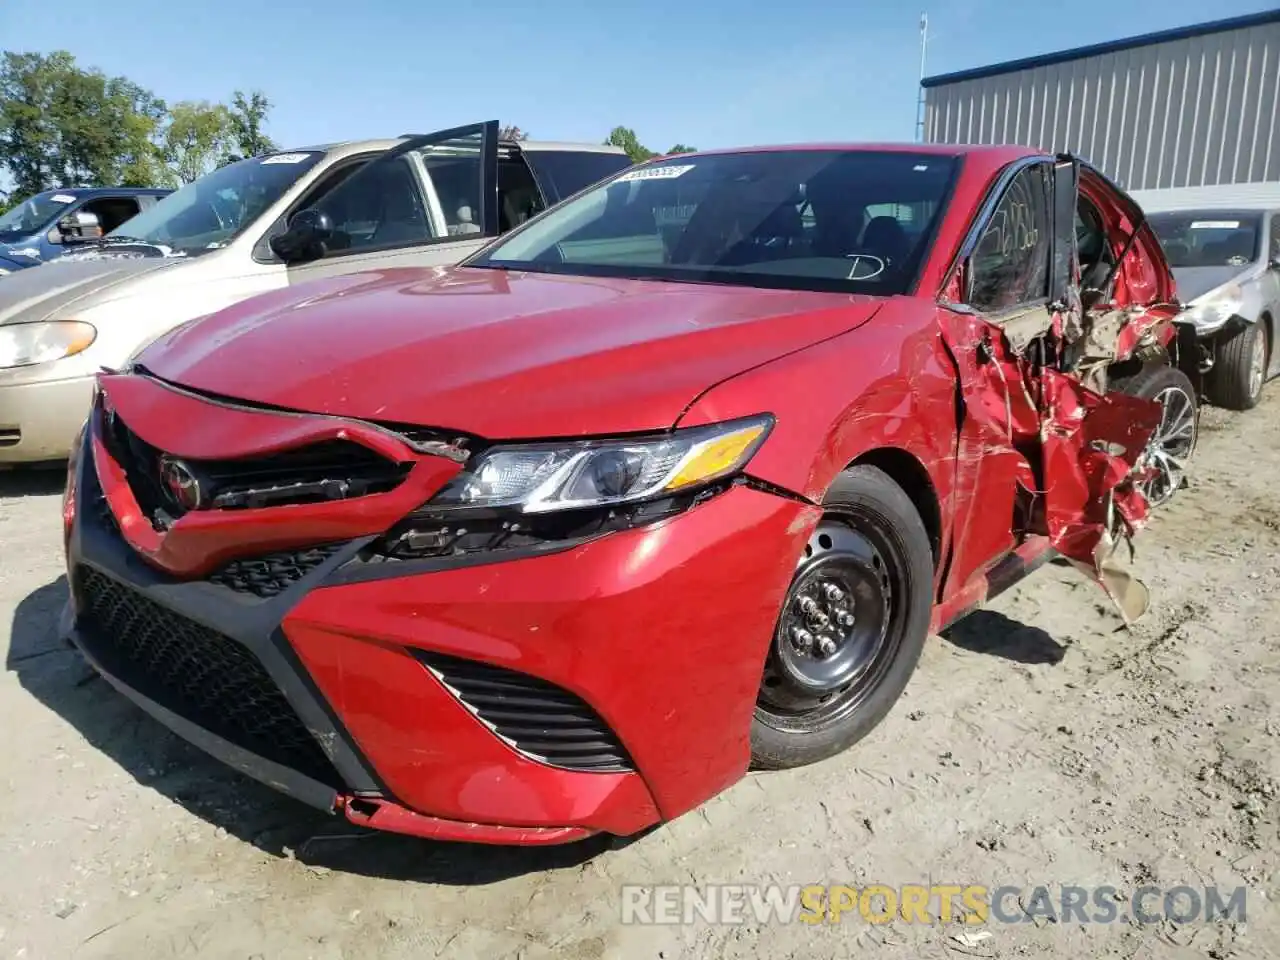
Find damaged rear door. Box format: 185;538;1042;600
937;155;1171;622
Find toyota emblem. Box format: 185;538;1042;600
159;456;203;511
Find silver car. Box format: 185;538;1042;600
0;120;629;464
1147;207;1280;411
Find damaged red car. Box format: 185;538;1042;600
62;142;1196;845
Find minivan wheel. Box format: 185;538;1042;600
751;465;933;770
1208;320;1269;411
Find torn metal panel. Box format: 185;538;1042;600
938;302;1168;622
1037;370;1160;562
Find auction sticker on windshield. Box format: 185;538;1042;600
261;153;313;165
615;164;696;183
1190;221;1241;229
51;194;77;204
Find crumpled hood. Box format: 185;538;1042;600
139;266;883;439
0;254;184;325
1170;265;1249;303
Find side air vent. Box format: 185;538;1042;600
411;651;634;773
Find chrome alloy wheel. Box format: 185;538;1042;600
1138;384;1197;507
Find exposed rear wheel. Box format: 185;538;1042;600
1113;365;1198;508
1207;320;1269;411
751;465;933;770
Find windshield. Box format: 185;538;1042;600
108;151;325;253
1148;212;1262;268
468;150;959;295
0;191;75;236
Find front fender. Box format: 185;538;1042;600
675;298;958;519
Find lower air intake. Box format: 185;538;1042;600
412;651;634;773
73;566;345;789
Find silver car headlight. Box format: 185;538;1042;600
0;320;97;369
1182;284;1245;335
429;415;773;515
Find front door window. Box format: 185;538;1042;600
302;123;495;257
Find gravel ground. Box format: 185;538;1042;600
2;392;1280;959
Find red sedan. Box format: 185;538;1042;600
62;141;1197;845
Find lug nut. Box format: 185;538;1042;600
790;627;814;652
838;611;855;627
798;596;821;618
817;635;838;657
823;583;845;603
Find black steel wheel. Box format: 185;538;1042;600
751;464;933;770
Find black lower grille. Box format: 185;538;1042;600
208;544;345;598
74;566;344;788
413;651;633;772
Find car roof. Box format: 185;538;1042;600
1146;208;1277;218
516;141;626;154
667;142;1033;158
41;186;172;197
648;142;1039;183
290;138;626;160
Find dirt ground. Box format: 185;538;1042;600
3;392;1280;960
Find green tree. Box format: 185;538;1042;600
666;143;697;154
226;90;276;159
605;126;655;163
163;100;232;184
499;125;529;141
0;51;167;192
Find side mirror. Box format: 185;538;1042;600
269;208;334;264
52;210;103;245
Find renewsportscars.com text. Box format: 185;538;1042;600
620;883;1248;926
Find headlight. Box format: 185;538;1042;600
1182;284;1245;334
0;321;97;369
368;415;774;563
430;415;773;515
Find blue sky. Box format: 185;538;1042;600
2;0;1277;152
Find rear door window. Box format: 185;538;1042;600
522;150;633;204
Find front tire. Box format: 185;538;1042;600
751;465;933;770
1207;320;1269;411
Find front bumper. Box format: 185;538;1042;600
0;374;95;463
63;412;817;843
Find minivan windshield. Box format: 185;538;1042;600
0;191;74;237
107;151;325;254
1148;212;1263;268
468;150;959;295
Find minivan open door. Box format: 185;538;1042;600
272;120;500;267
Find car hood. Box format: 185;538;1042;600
0;254;187;324
1171;265;1249;303
139;266;883;438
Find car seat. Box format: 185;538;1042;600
368;164;429;247
451;206;483;235
860;216;910;267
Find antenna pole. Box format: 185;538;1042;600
916;13;929;142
